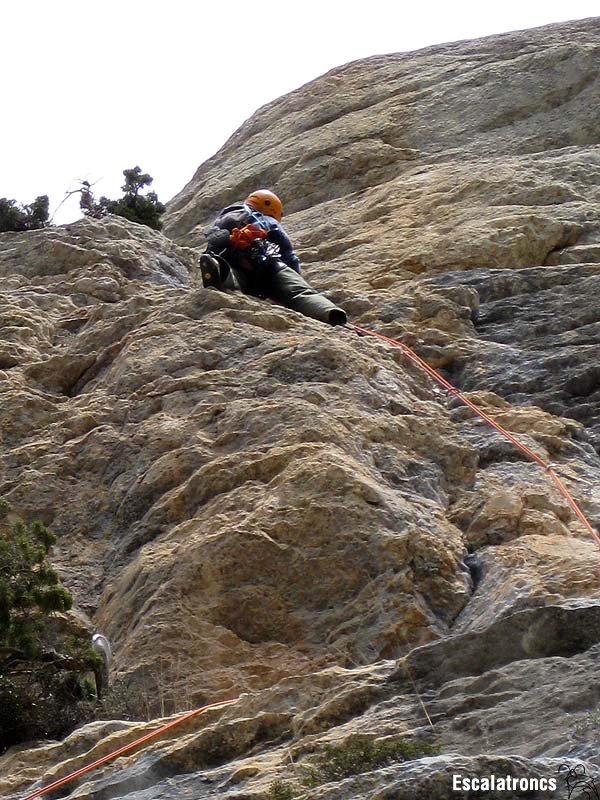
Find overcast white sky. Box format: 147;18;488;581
2;1;599;225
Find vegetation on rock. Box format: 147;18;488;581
267;735;440;797
268;780;297;799
301;735;439;786
80;167;166;230
0;500;101;753
0;166;165;234
0;195;49;232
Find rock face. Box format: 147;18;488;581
3;16;600;800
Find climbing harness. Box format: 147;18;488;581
21;696;243;800
349;323;600;552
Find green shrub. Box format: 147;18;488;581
0;502;99;753
0;515;72;655
0;666;97;748
268;780;296;799
93;677;147;722
300;734;439;787
572;709;600;740
80;166;166;230
0;195;49;232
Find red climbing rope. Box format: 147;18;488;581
350;323;600;551
21;696;242;800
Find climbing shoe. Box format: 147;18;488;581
200;254;222;289
328;308;347;326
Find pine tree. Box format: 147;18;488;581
0;501;99;752
0;506;72;657
0;195;49;232
80;166;166;230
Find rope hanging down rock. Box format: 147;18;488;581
17;321;600;800
21;696;243;800
349;323;600;552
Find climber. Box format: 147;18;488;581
199;189;347;326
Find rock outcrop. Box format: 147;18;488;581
3;16;600;800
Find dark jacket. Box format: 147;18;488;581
207;203;301;273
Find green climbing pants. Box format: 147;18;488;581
223;258;346;326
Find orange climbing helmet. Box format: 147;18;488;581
245;189;283;221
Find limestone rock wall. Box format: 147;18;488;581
3;16;600;800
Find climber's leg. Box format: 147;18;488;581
265;260;347;325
